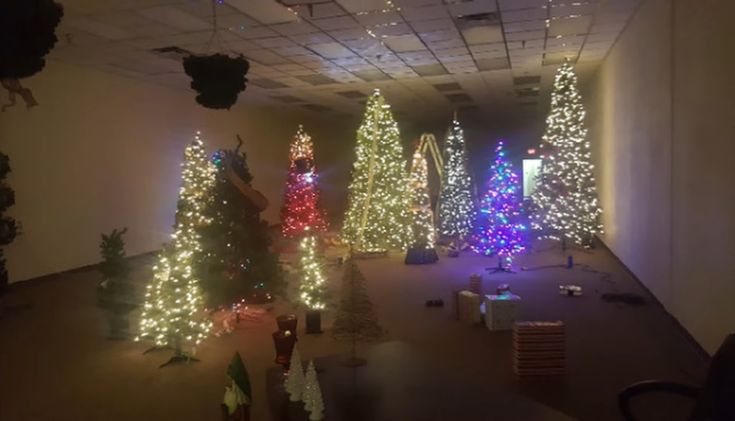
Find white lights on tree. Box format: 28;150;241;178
341;89;410;252
136;133;215;357
405;147;439;264
437;118;475;241
298;234;327;310
531;60;604;246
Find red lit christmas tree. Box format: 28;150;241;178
280;126;328;238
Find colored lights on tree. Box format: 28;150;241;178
530;60;603;246
281;126;327;238
342;89;410;252
471;140;526;266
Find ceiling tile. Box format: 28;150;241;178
225;0;299;25
402;5;449;21
137;6;211;31
448;0;497;17
549;16;594;37
271;21;319;35
313;16;360;31
383;34;426;52
249;78;289;89
476;56;510;71
309;42;357;59
461;25;503;45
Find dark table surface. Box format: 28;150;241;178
267;341;575;421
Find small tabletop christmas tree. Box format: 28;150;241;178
405;147;438;264
223;352;252;420
471;140;526;270
281;126;328;238
284;345;305;401
303;360;324;420
531;60;603;247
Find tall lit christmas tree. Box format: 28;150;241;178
437;117;474;241
342;89;410;252
531;60;603;247
405;147;438;264
137;133;214;364
281;126;327;238
470;140;526;268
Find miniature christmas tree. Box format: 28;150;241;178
136;133;214;365
284;345;305;401
405;147;438;264
437;117;475;242
303;360;324;420
341;89;410;252
531;60;603;247
96;228;137;339
299;234;327;333
470;140;526;268
281;126;328;238
332;256;383;366
200;137;282;307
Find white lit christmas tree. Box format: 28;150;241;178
285;345;305;402
136;133;215;363
303;360;324;420
437;117;475;241
298;234;327;310
342;89;410;252
405;147;438;264
531;60;603;246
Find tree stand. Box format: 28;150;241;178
159;352;200;368
404;247;439;265
305;310;322;334
485;257;515;274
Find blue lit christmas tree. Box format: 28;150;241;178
470;140;526;269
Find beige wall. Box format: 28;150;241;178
588;0;735;353
0;60;356;282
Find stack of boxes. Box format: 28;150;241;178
512;321;566;376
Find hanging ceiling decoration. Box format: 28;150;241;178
0;0;64;111
183;0;250;110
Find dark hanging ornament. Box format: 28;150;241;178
183;54;250;110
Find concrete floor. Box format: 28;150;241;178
0;241;709;420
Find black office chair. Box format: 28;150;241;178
619;334;735;421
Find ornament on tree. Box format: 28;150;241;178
303;360;324;420
136;133;215;366
405;147;439;265
437;117;475;242
280;126;328;238
470;140;526;268
200;136;282;307
530;60;603;247
284;345;305;402
342;89;410;252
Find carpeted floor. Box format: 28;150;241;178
0;241;708;420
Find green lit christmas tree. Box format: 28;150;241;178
341;89;410;252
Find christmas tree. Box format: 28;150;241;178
200;137;282;307
531;60;603;246
299;234;327;310
280;126;328;238
470;140;526;267
405;147;438;264
284;345;305;401
437;117;475;241
223;352;252;419
303;360;324;420
136;133;214;360
341;89;410;252
332;256;383;366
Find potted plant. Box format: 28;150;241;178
97;228;136;339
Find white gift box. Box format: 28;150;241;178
458;290;482;324
484;293;521;331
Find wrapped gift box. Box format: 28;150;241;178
458;290;482;324
513;321;566;376
484;293;521;331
